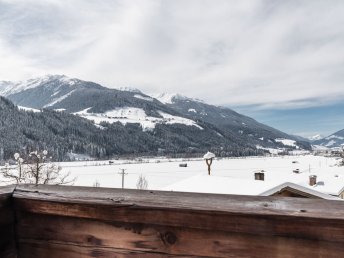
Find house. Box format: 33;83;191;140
260;182;341;200
164;174;343;200
303;175;344;199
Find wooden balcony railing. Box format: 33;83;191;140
1;184;344;257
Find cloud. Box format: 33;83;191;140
1;0;344;108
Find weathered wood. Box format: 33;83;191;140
18;241;206;258
15;212;344;258
0;185;16;258
11;184;344;257
13;185;344;240
13;184;344;219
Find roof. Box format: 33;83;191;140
164;175;277;196
164;174;343;200
203;152;215;159
299;174;344;196
260;182;342;200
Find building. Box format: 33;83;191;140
260;182;341;200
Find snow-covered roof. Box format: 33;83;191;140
203;152;215;159
260;182;341;200
301;175;344;196
163;175;277;196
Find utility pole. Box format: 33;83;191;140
118;168;127;189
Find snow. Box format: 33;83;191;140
1;155;343;199
66;152;93;161
163;175;275;195
18;106;41;113
312;145;329;151
157;111;203;129
153;93;204;104
260;182;340;200
74;107;203;131
275;138;297;147
154;93;178;104
133;94;153;101
117;86;142;93
326;135;344;140
188;108;197;113
0;75;73;97
74;107;92;115
216;132;224;137
43;89;76;107
325;140;337;147
203;152;215;159
309;134;323;141
51;91;60;97
105;107;147;118
303;175;344;196
61;155;344;198
256;145;284;155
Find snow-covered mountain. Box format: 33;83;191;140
0;75;105;109
0;75;311;154
0;75;78;97
155;91;310;150
308;134;323;141
313;130;344;148
153;93;204;105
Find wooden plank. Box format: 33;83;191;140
0;185;16;258
15;212;344;258
18;241;206;258
0;185;16;195
13;184;344;219
13;185;344;242
12;185;344;257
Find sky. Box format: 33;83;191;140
0;0;344;137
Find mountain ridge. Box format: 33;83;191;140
0;75;311;156
313;129;344;148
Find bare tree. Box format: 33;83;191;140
136;174;148;190
93;179;100;187
0;153;26;184
0;150;75;186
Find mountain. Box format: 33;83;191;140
154;93;310;150
313;130;344;148
0;75;311;159
0;96;271;161
0;75;185;120
308;134;323;141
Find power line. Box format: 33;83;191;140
118;168;128;189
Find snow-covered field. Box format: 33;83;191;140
57;155;344;196
1;155;342;197
73;107;202;131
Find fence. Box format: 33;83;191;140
1;184;344;257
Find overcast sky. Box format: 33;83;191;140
1;0;344;136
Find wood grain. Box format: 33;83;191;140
13;184;344;219
13;185;344;241
0;184;343;257
15;212;344;258
0;185;16;258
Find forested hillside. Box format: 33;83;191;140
0;97;264;161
